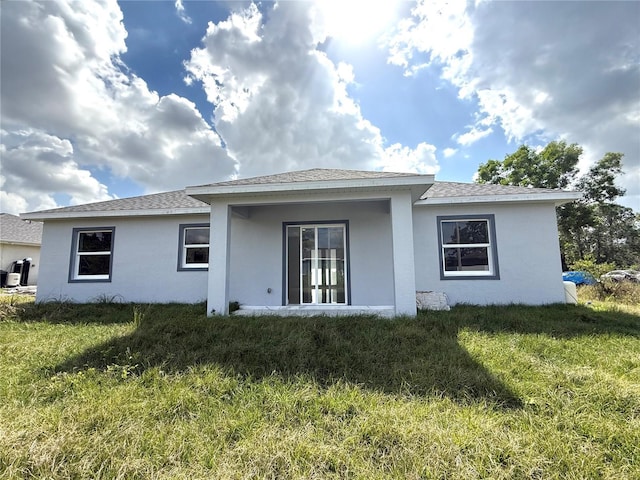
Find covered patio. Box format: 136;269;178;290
185;169;434;316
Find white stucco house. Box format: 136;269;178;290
21;169;580;316
0;213;43;286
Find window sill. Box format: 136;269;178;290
69;278;112;283
177;266;209;272
440;274;500;281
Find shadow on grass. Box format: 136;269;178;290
38;302;639;407
50;312;520;406
443;303;640;338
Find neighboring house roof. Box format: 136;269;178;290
21;169;581;221
0;213;43;245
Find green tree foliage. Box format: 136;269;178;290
577;152;625;203
476;141;581;189
477;143;640;269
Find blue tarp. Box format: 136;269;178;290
562;271;598;286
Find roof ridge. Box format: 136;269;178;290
193;168;428;188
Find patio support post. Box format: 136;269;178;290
390;192;417;316
207;201;231;316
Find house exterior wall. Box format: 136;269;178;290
0;243;40;285
33;198;566;309
36;215;209;303
413;202;565;305
228;200;395;307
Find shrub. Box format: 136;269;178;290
578;280;640;305
570;255;616;279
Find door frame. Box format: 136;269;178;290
282;220;351;306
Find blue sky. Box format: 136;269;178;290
1;0;638;214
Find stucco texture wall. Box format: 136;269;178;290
36;215;209;303
35;200;564;308
0;243;40;285
228;200;395;307
413;203;565;305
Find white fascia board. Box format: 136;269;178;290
20;207;210;221
0;240;41;247
415;191;582;207
193;187;420;208
186;175;435;201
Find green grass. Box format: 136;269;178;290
578;280;640;307
1;297;639;479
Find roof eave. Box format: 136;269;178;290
186;175;435;203
20;207;210;221
415;191;582;206
0;240;41;247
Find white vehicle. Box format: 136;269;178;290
600;270;640;283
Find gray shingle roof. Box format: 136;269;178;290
22;170;573;218
0;213;43;245
26;190;207;215
422;181;563;199
197;168;423;187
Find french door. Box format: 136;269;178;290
286;223;348;305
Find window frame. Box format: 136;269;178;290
68;227;115;283
282;220;351;306
436;214;500;280
178;223;210;271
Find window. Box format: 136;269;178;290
178;224;209;270
437;215;499;280
69;227;115;282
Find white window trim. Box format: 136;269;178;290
178;224;210;271
69;227;115;283
437;215;500;280
284;221;350;306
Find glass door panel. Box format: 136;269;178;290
301;227;315;304
287;224;347;305
286;227;301;305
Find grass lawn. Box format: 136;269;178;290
0;296;638;479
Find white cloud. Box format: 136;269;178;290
381;142;440;174
0;130;114;214
1;0;236;213
388;0;640;209
315;0;404;47
454;126;493;147
0;190;29;217
387;1;474;81
184;2;438;177
442;148;457;158
174;0;192;24
1;0;441;214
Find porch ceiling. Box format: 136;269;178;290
229;198;391;218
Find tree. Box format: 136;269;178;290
577;152;625;203
570;152;639;266
476;141;581;189
477;143;640;269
